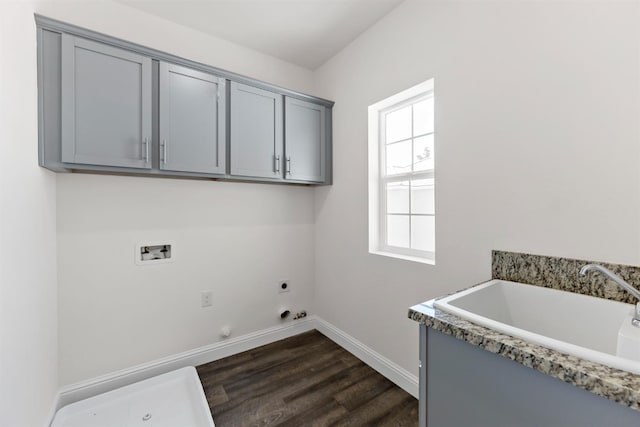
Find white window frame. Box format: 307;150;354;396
368;79;435;264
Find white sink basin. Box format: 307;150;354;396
434;279;640;374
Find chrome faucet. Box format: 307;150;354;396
580;264;640;327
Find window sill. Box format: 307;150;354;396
369;250;435;265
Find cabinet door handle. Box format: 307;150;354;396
274;155;280;173
286;157;291;175
162;139;167;164
142;138;149;163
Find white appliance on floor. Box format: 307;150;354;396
51;367;215;427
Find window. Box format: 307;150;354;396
368;80;435;264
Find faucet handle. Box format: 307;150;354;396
633;303;640;327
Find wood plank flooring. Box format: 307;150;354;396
196;330;418;426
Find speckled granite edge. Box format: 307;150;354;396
408;302;640;412
409;251;640;410
492;251;640;304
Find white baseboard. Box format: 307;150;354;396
314;317;419;398
57;317;316;409
54;315;418;420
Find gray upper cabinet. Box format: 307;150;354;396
37;16;333;185
284;97;326;183
61;34;152;169
230;82;283;180
159;62;225;174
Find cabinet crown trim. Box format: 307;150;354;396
34;14;334;108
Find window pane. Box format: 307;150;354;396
413;97;434;135
413;134;434;172
386;140;412;175
411;179;434;215
385;105;412;143
386;181;410;214
387;215;410;248
411;215;435;252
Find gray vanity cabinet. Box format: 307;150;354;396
159;62;226;174
229;82;283;180
284;97;326;183
420;325;640;427
61;34;152;169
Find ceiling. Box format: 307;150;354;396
115;0;405;70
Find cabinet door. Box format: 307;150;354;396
230;82;283;179
284;97;325;183
61;35;152;169
159;62;225;174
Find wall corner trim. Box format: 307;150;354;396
46;391;61;427
314;317;419;398
54;316;417;416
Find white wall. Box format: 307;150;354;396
57;175;315;384
0;1;59;426
313;0;640;377
31;0;318;386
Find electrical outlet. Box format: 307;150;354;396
201;291;213;308
278;280;290;293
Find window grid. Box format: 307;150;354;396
379;93;434;257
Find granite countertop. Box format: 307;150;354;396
408;251;640;412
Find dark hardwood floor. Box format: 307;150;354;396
196;330;418;426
